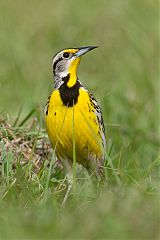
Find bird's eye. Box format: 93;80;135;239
63;52;70;58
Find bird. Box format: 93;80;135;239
45;46;106;180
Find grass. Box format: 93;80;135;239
0;114;159;239
0;0;159;239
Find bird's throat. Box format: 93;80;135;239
67;57;80;87
66;73;77;88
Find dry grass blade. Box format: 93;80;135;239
0;114;52;172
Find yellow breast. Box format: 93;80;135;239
45;88;105;166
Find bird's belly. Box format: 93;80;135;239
46;104;103;165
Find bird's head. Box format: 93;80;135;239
52;46;98;88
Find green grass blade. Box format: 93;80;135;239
18;108;35;127
72;103;77;191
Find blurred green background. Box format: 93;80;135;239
0;0;158;172
0;0;159;239
0;0;158;119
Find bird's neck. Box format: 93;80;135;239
66;71;77;88
54;58;81;89
67;57;80;87
54;72;77;89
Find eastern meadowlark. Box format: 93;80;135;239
45;46;106;179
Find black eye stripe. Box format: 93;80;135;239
53;57;63;72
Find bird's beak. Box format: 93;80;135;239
75;46;98;58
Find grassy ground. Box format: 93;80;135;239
0;0;159;239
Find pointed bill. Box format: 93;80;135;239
75;46;98;57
